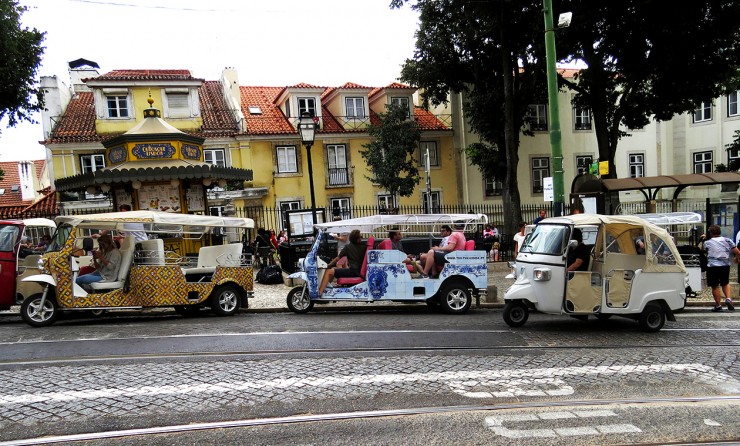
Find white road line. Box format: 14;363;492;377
485;409;642;439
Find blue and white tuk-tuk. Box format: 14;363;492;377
286;214;489;314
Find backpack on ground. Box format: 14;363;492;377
256;264;283;284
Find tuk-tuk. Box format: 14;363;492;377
286;214;489;314
503;214;686;332
20;211;254;327
0;218;56;310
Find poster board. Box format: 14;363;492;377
186;184;205;212
285;209;325;239
114;189;133;208
137;184;182;213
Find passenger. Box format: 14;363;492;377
329;216;349;268
76;234;121;288
319;229;366;294
420;224;466;278
35;234;51;251
566;228;590;273
386;229;423;274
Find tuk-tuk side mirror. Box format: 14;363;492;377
82;237;94;251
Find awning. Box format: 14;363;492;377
55;162;253;191
601;172;740;200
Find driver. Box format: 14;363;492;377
318;229;366;295
566;228;590;272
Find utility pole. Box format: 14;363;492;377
543;0;566;217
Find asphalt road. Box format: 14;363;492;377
0;307;737;445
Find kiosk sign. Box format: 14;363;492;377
132;143;176;159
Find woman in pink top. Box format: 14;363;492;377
421;224;466;278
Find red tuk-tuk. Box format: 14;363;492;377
0;218;56;310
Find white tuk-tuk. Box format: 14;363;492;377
503;214;686;332
286;214;489;314
20;211;254;327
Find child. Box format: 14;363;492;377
492;241;500;262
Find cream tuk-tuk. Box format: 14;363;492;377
20;211;254;327
503;214;686;332
286;214;489;314
0;218;56;309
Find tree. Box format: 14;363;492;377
556;0;740;179
0;0;45;132
716;130;740;172
392;0;545;234
360;103;422;205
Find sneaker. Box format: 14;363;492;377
726;298;735;312
712;305;723;312
419;274;429;279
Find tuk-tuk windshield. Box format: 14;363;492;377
524;224;569;255
47;224;73;252
0;224;19;252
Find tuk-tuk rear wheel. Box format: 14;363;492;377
503;301;529;327
210;285;241;316
438;282;472;314
287;285;314;314
21;292;58;327
639;303;666;332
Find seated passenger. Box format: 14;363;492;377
76;234;121;288
318;229;366;294
567;228;591;273
386;229;423;274
421;224;466;278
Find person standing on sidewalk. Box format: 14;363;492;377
701;224;738;312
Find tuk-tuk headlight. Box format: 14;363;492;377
533;268;551;281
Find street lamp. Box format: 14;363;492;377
543;0;571;217
298;112;319;225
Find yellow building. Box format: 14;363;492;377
41;65;458;222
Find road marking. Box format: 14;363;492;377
485;409;642;439
0;363;735;405
704;418;722;426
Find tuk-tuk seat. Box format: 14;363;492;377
136;239;165;265
377;238;416;273
434;238;475;274
182;243;243;275
89;236;136;291
337;237;373;286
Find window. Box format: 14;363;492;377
629;153;644;178
729;145;740;168
209;206;226;217
422;191;441;214
326;145;349;186
276;146;298;173
728;91;739;117
419;141;439;167
484;177;502;197
279;201;302;231
248;106;262;115
576;155;593;175
80;154;105;173
391;97;411;117
298;97;316;117
166;92;189;118
693;101;712;123
378;194;396;210
330;198;351;220
528;104;548;131
204;149;226;167
106;95;129;118
345;97;365;119
574;107;591;130
531;157;550;194
693;151;713;173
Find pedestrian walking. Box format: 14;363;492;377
701;224;738;312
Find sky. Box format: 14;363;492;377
0;0;421;162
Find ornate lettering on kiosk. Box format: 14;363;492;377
108;146;127;164
132;143;176;159
181;144;201;160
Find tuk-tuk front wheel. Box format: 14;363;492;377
210;285;241;316
287;285;313;314
503;301;529;328
639;303;666;332
438;282;472;314
21;291;59;327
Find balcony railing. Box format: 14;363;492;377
328;167;350;186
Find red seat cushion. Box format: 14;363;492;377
465;240;475;250
337;236;373;286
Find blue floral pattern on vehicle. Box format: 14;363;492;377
440;264;487;279
305;233;322;298
322;284;369;298
367;268;388;299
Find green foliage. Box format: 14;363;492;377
0;0;45;129
465;142;505;182
360;103;421;200
720;130;740;171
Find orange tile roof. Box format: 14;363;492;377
198;81;238;134
0;161;44;207
20;189;58;218
240;86;295;135
90;69;203;82
47;92;99;144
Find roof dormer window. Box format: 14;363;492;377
163;88;191;118
391;96;411;118
345;97;366;119
107;95;129;118
298;97;316;117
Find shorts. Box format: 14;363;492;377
334;268;360;278
433;251;449;265
706;265;730;288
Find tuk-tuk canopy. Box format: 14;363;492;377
22;218;56;228
313;213;488;234
541;213;686;273
634;212;703;226
55;211;254;230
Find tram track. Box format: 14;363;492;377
1;395;738;446
0;340;738;368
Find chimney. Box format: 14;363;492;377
220;67;246;132
18;161;37;201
